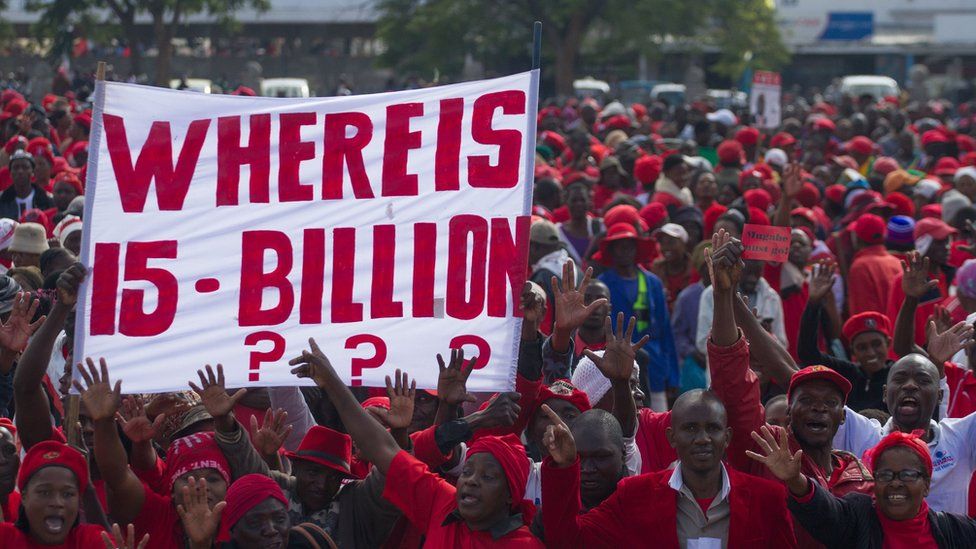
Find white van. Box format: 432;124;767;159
260;78;311;98
840;75;900;100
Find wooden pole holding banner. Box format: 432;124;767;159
532;21;542;71
65;60;105;448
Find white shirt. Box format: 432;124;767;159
14;189;34;216
695;277;787;354
835;379;976;515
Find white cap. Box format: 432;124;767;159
655;222;689;243
764;148;788;168
706;108;737;128
571;352;612;405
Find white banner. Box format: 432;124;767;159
74;71;539;393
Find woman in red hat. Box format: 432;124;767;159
289;339;543;548
753;428;976;547
0;440;107;547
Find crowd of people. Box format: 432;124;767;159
0;72;972;547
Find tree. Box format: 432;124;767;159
376;0;787;96
28;0;269;85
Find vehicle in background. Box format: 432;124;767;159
617;80;658;105
169;78;213;93
839;75;900;100
261;78;311;98
573;76;610;102
650;83;686;108
706;89;748;109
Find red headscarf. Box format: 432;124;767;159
864;430;932;477
467;434;536;524
217;473;289;542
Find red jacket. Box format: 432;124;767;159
708;333;874;548
541;457;797;548
846;245;903;316
383;451;542;548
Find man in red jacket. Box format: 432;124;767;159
706;230;874;548
539;388;796;548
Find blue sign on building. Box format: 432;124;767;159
819;12;874;41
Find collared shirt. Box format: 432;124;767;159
653;175;694;206
668;462;732;548
14;189;33;216
696;277;786;355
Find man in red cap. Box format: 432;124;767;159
847;213;903;316
734;126;760;164
844;136;875;176
800;264;894;411
691;230;871;548
887;225;961;346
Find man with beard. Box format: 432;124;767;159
540;388;796;547
706;229;873;548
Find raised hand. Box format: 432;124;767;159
583;313;649;383
74;357;122;422
117;395;166;444
176;476;225;547
0;292;43;352
466;392;521;431
248;408;292;458
436;349;477;406
808;260;836;303
56;262;87;308
101;523;149;549
926;320;975;373
552;261;607;332
288;338;336;388
930;304;953;334
901;251;938;298
706;229;743;294
782;163;803;200
189;364;247;419
541;404;576;467
367;369;417;430
745;425;804;485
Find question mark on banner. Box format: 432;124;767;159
346;334;387;386
244;331;286;382
449;334;491;370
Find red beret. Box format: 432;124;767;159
790;207;817;226
852;213;886;245
845;136;875;156
871;156;900;176
920;203;942;219
796;182;821;209
540;130;567;155
4;98;27;116
633;155;662;185
717;140;744;166
743;188;772;212
704;204;728;236
739;169;763;188
18;440;89;494
639;202;668;232
885;192;915;218
651;191;682;210
604;204;648;232
964;152;976;167
788;365;852;404
734;127;760;146
770;132;797;149
604;115;632;131
74;111;92;131
825;184;847;205
957;135;976;154
842;312;892;343
749;206;770;226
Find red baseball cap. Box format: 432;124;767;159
790;207;817;226
796;182;821;209
852;214;886;245
842;312;892;343
914;217;957;240
735;127;760;146
922;129;950;147
872;156;900;176
825;184;847;205
787;365;852;403
812;118;836;132
934;156;960;177
770;132;797;149
845;136;875;156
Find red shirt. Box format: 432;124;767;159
382;451;542;548
847;245;903;316
876;502;938;549
0;523;106;548
1;491;19;523
130;484;182;549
